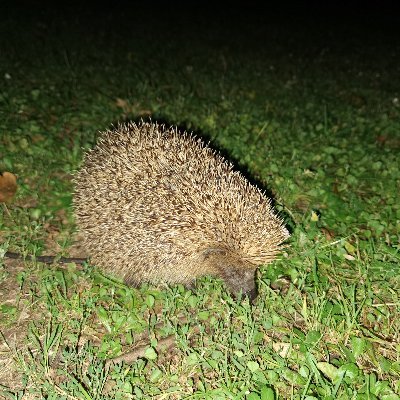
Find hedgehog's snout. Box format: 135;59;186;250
223;264;257;301
244;286;258;302
201;248;257;300
215;258;257;300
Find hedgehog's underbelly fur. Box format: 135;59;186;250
73;121;289;297
83;227;259;297
80;216;257;285
87;243;253;286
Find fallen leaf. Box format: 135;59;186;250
115;97;128;109
0;172;17;203
321;227;335;240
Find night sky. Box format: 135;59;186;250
2;1;399;55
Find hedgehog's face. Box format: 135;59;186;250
220;263;257;301
202;248;258;301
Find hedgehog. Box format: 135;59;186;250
73;121;289;299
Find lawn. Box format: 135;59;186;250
0;3;399;399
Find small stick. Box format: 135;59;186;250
105;318;198;366
105;335;176;367
4;251;87;265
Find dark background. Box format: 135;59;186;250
1;1;399;52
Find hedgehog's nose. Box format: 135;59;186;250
235;285;258;302
245;287;258;303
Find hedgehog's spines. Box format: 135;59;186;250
73;121;289;299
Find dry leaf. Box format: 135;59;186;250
115;97;152;117
115;97;128;109
0;172;17;203
321;227;335;241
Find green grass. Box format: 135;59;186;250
0;4;399;399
